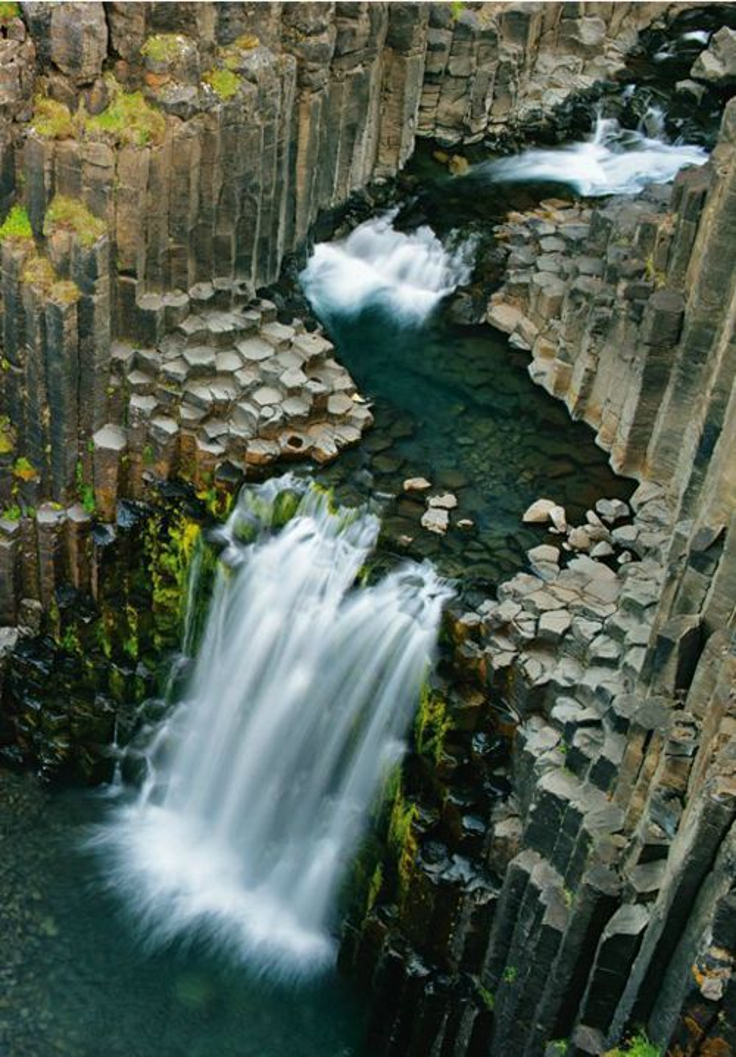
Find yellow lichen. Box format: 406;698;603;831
31;95;74;140
22;254;57;292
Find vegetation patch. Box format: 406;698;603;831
0;204;33;244
0;418;13;455
235;33;259;50
44;195;106;247
141;33;190;64
22;254;57;292
202;68;241;100
85;81;166;148
12;456;38;482
388;780;418;900
477;985;495;1012
605;1032;661;1057
32;95;74;140
414;682;452;763
0;2;19;25
51;280;81;305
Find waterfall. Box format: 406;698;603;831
97;476;451;978
300;209;476;324
473;113;708;197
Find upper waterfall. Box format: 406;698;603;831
95;477;451;979
300;210;476;324
473;113;708;197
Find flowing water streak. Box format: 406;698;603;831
301;209;476;323
473;113;708;196
98;476;451;977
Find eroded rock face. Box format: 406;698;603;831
49;2;107;85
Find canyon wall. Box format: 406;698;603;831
0;0;690;645
344;75;736;1057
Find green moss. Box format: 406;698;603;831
414;682;451;764
59;624;83;656
477;985;495;1012
44;195;106;247
0;2;19;24
0;204;33;244
549;1042;568;1056
2;504;21;521
141;33;189;64
144;512;202;649
203;68;241;100
0;426;13;455
388;782;417;900
32;95;74;139
271;489;301;528
12;456;37;482
85;84;166;148
365;862;383;914
123;603;139;660
502;965;518;984
76;461;96;514
605;1033;661;1057
196;485;234;520
449;0;465;19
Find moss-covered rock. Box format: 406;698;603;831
44;195;106;247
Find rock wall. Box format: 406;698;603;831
343;93;736;1057
0;0;691;633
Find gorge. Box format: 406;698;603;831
0;3;735;1057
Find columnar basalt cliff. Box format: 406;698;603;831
0;4;735;1057
344;85;736;1057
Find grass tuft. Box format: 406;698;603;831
44;195;106;247
141;33;190;64
0;204;32;244
203;68;241;100
32;95;74;139
85;83;166;148
22;254;57;292
0;2;19;25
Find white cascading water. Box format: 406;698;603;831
97;476;451;978
300;208;476;323
475;112;708;197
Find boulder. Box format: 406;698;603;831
691;27;736;86
421;507;449;535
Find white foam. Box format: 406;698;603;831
301;210;475;323
474;115;708;197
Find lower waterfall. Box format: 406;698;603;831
96;477;451;978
